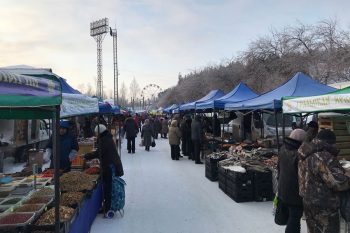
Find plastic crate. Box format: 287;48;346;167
226;186;254;203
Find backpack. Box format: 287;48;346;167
110;165;127;215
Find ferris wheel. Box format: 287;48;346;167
141;84;163;109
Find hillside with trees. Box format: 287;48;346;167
158;19;350;107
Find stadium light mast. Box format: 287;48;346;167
110;27;119;106
90;18;109;99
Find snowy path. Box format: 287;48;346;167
91;136;307;233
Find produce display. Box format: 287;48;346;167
32;188;54;197
24;196;52;205
11;187;33;196
35;206;74;225
0;213;34;225
61;192;84;207
60;172;96;192
14;204;45;212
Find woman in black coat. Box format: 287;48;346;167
84;124;124;216
277;129;306;233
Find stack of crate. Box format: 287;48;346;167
218;166;227;192
251;169;273;202
205;156;226;182
225;169;254;203
318;116;350;160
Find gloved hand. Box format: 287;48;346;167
43;148;52;163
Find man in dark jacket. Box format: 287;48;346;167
47;120;79;172
84;124;124;216
304;121;318;143
124;115;138;154
191;115;203;164
212;114;221;137
278;129;306;233
298;129;350;233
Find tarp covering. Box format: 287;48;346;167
196;82;258;110
180;90;225;111
163;104;178;113
225;72;336;111
99;102;112;114
283;86;350;113
0;71;62;119
0;66;99;117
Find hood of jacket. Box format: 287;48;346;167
298;138;340;160
171;120;178;127
283;137;302;151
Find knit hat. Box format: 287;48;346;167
316;129;336;145
289;129;306;142
94;124;107;135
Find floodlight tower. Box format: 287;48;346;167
110;27;119;106
90;18;109;99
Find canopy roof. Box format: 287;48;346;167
283;86;350;114
0;70;62;119
196;82;258;110
163;104;178;113
225;72;336;111
99;102;112;114
0;66;99;117
180;90;225;111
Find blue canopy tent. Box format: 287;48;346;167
196;82;258;110
225;72;336;111
163;104;178;113
224;72;336;149
179;90;225;112
98;102;112;114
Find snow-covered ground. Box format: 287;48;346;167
91;136;307;233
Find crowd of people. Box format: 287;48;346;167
277;121;350;233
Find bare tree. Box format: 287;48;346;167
119;81;128;107
129;77;140;102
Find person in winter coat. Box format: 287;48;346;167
298;129;350;233
84;124;124;216
46;120;79;172
141;119;154;151
212;114;221;137
277;129;306;233
161;117;169;138
154;117;162;139
124;115;138;154
191;115;203;164
168;120;182;160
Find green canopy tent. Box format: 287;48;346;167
282;86;350;114
0;70;62;233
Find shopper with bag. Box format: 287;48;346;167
141;119;154;152
298;129;350;233
84;124;124;218
277;129;306;233
168;120;182;160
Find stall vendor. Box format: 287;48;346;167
45;120;79;172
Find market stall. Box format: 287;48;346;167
283;86;350;160
224;72;336;145
0;70;62;233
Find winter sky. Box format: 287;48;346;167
1;0;350;97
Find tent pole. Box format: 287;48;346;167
274;109;280;151
282;113;286;139
212;110;215;152
222;110;225;150
260;111;263;138
53;106;61;233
